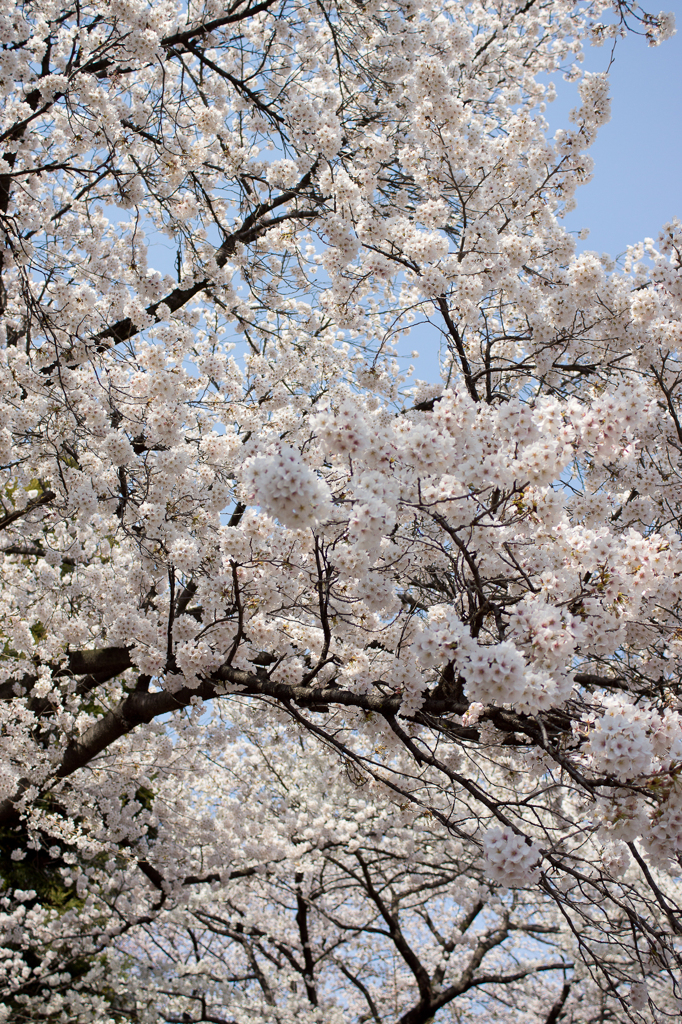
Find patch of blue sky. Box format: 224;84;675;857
405;25;681;386
550;24;681;260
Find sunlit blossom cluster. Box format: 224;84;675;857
241;446;333;530
483;827;542;887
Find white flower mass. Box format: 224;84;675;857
0;0;680;1019
242;446;333;529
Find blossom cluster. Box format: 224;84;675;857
483;828;542;887
241;447;332;530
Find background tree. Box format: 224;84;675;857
0;0;680;1019
10;716;678;1023
107;724;586;1024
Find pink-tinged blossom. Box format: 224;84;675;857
483;828;542;887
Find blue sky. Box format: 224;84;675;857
556;21;681;258
405;22;682;383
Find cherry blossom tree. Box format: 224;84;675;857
6;718;680;1023
99;725;650;1024
0;0;681;1019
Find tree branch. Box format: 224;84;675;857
0;490;55;531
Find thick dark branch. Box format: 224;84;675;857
3;642;624;729
396;961;571;1024
0;544;74;564
139;857;259;892
544;980;572;1024
436;297;479;402
0;646;133;700
0;490;55;531
355;851;433;1006
66;647;132;677
55;681;218;779
439;960;572;1003
333;961;381;1023
161;0;281;48
0;642;626;828
295;876;318;1006
0;679;216;826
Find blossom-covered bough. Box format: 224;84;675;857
0;0;681;1018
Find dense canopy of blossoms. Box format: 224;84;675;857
0;0;680;1020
